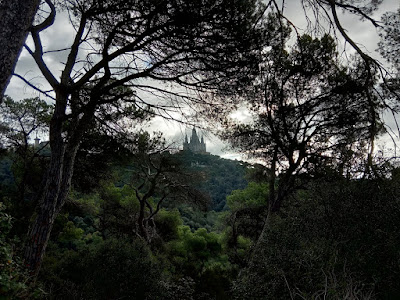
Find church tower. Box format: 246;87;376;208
183;128;207;154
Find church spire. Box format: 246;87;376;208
191;127;200;144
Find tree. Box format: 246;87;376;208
21;0;265;275
219;24;381;213
128;134;209;242
0;96;52;149
211;19;385;268
0;0;42;99
224;182;269;256
378;6;400;124
0;97;52;205
379;7;400;73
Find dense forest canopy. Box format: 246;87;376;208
0;0;400;299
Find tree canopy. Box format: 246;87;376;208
214;19;383;211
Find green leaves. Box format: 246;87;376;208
0;96;53;147
58;221;84;244
227;182;268;211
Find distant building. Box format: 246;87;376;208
34;137;41;148
183;128;208;154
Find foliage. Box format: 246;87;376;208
173;152;248;211
231;174;400;299
222;182;268;263
0;96;52;148
38;182;235;299
178;205;220;232
154;209;183;242
124;147;210;241
217;20;383;212
379;7;400;72
166;226;235;299
41;237;164;300
226;182;268;211
96;184;139;239
0;202;43;299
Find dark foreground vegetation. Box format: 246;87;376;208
1;0;400;299
1;144;400;299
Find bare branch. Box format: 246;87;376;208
31;0;56;32
13;73;56;100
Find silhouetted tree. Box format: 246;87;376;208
0;96;52;204
378;6;400;126
129;135;209;242
220;23;381;211
22;0;265;275
379;6;400;72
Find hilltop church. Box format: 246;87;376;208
183;128;208;154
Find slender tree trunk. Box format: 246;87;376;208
24;137;80;276
24;143;64;275
268;146;278;206
24;92;67;275
56;145;79;212
252;166;296;260
138;200;149;241
0;0;41;99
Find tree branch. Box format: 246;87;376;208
28;0;59;89
61;14;88;84
12;73;56;100
31;0;56;32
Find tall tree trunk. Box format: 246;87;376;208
24;141;64;275
268;146;278;206
251;167;296;261
0;0;41;99
138;200;149;241
24;92;68;276
24;134;80;276
24;91;97;276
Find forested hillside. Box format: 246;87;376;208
1;145;400;299
1;0;400;299
172;152;248;211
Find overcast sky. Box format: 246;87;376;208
5;0;400;159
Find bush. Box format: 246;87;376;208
0;202;43;299
230;177;400;299
41;237;164;299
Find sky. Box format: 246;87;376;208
4;0;400;159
